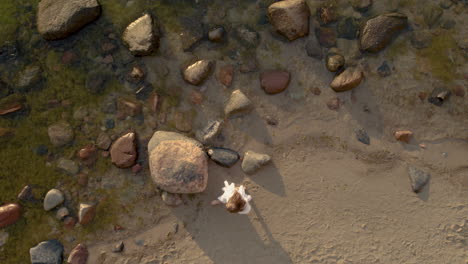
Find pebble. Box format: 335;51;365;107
150;93;159;112
359;13;408;53
218;65;234;87
441;152;448;158
78;145;97;166
196;120;223;144
101;42;117;53
96;133;112;150
208;26;225;42
57;158;79;175
48;121;74;147
0;203;22;228
122;14;159;56
235;25;260;48
305;37;323;60
148;131;208;194
453;85;465;97
15;65;42;92
265;115;278;126
0;94;25;116
78;203;96;225
428;87;451;106
67;243;88;264
117;98;142;118
355;128;370;145
377;61;392;77
189;90;203;105
63;216;76;229
316;5;337;25
110;132;138;168
268;0;310;41
102;55;113;64
330;68;364;92
311;87;322;95
260;70;291;94
241;151;271;174
18;185;34;201
239;58;259;73
56;207;69;220
0;127;14;141
161;192;183;207
337;17;359;40
30;239;64;264
315;27;337;48
183;60;214;86
407;166;431;193
37;0;100;40
132;164;142;174
44;189;65;211
112;241;125;253
224;89;253;117
394;130;413;143
326;97;342;110
207;147;240;168
351;0;373;12
326;54;345;72
78;173;88;187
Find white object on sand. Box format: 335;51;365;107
218;181;252;214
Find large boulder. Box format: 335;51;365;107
30;240;64;264
359;13;408;53
122;14;159;56
148;131;208;194
37;0;101;40
268;0;310;41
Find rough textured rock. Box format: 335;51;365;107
268;0;310;41
122;14;159;56
30;240;64;264
110;132;137;168
48;121;74;147
57;158;79;175
359;13;408;53
241;151;271;174
394;130;413;143
67;243;88;264
44;189;64;211
0;203;21;228
161;192;183;207
183;60;214;86
330;68;364;92
78;145;97;166
207;147;240;168
148;131;208;194
96;133;112;150
78;203;96;225
260;70;291;94
196;120;224;144
407;166;430;193
305;37;323;59
218;65;234;87
224;90;253;117
37;0;101;40
326;54;345;72
315;27;337;48
326;97;342;111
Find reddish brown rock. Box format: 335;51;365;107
63;216;76;229
394;130;413;143
326;97;342;110
218;65;234;87
0;203;21;228
78;145;97;166
330;68;364;92
67;243;88;264
117;98;142;118
0;95;24;116
78;203;96;225
418;92;427;101
260;70;291;94
110;132;137;168
268;0;310;41
132;164;142;174
453;85;465;97
315;27;337;48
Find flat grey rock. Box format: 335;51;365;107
241;151;271;174
30;239;64;264
408;166;431;193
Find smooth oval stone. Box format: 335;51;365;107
207;147;240;168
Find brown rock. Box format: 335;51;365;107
78;145;97;166
17;185;33;201
67;243;88;264
394;130;413;143
218;65;234;87
326;97;342;110
0;127;14;140
453;85;465;97
315;27;337;48
132;164;142;174
117;98;142;118
78;203;96;225
260;70;291;94
317;5;337;25
77;173;88;187
48;121;74;147
63;216;76;229
268;0;310;41
359;13;408;53
190;90;203;105
0;203;21;228
330;68;364;92
0;95;25;116
110;132;137;168
183;60;214;86
128;66;145;83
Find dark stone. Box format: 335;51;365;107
337;17;359;40
105;119;115;129
359;13;408;53
315;27;337;48
207;147;240;168
355;128;370;145
428;87;451;106
0;42;18;63
407;166;430;193
351;0;373;12
112;241;124;253
34;145;49;156
18;185;34;201
30;239;64;264
305;38;323;59
377;61;391;77
179;17;204;52
135;82;153;101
